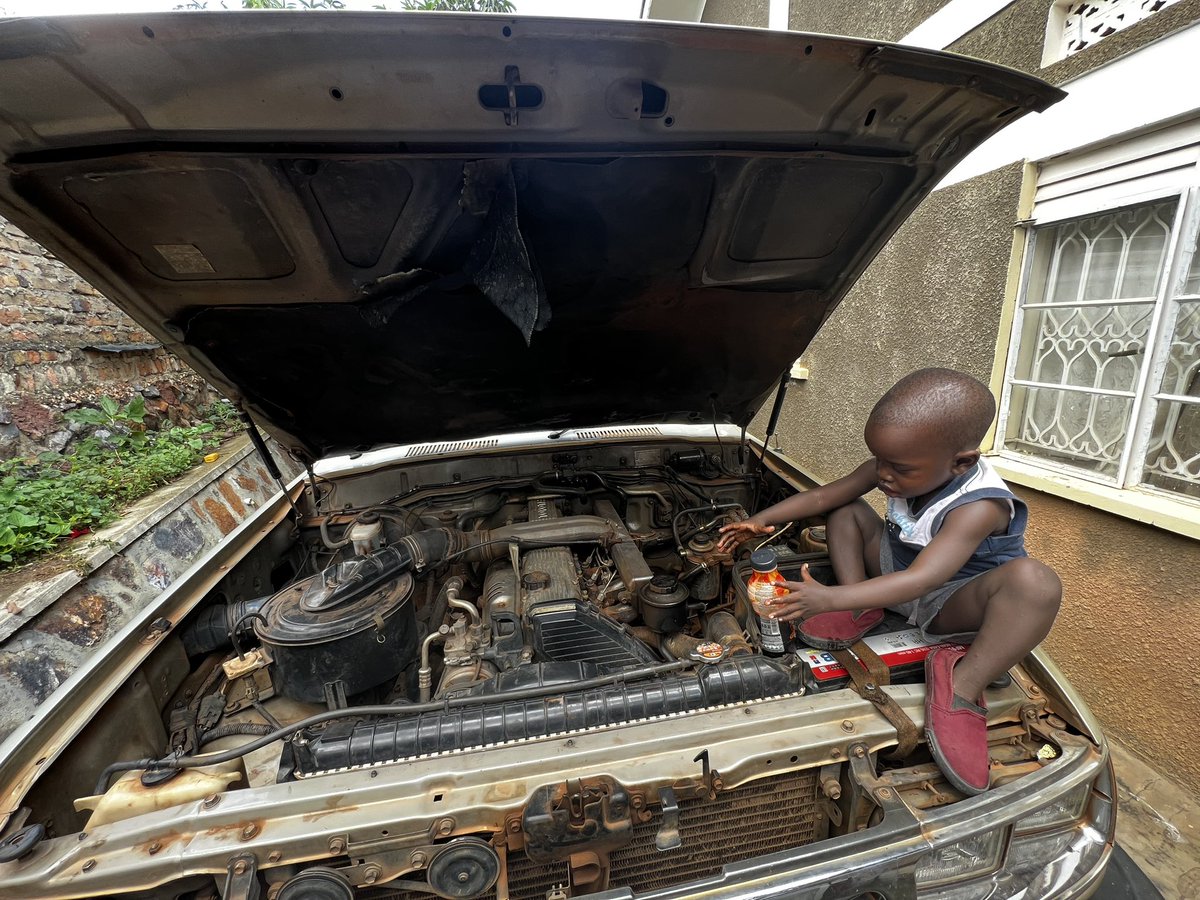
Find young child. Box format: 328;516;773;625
717;368;1061;795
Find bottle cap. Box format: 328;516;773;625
750;547;778;573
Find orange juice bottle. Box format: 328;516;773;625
748;548;788;656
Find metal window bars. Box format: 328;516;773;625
1001;189;1200;500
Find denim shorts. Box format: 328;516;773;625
881;538;980;643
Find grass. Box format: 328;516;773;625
0;398;241;569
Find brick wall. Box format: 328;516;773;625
0;215;214;459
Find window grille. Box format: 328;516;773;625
1001;192;1200;501
1047;0;1182;63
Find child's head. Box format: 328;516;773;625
864;368;996;500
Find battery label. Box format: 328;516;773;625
797;628;967;682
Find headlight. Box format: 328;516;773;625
1014;781;1090;833
914;827;1008;888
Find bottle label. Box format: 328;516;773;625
758;613;785;653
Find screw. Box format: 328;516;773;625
411;850;429;868
853;746;866;759
458;873;470;883
82;859;97;872
202;794;221;809
241;824;259;841
148;841;162;855
329;837;346;854
840;720;855;733
268;851;282;863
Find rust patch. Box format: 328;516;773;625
235;474;260;493
37;592;121;648
202;818;265;840
218;481;247;517
255;466;272;486
202;498;237;535
135;830;187;855
300;795;360;822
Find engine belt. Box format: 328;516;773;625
830;642;921;759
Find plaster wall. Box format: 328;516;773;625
1017;487;1200;793
701;0;769;28
753;163;1024;481
786;0;948;42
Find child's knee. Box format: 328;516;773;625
1003;557;1062;613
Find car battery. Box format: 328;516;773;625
796;612;968;693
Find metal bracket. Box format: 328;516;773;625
223;854;260;900
654;786;681;851
692;749;723;799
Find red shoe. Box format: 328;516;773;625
796;608;885;650
924;647;990;795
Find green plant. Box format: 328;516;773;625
0;397;237;569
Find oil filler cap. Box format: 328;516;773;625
427;838;501;899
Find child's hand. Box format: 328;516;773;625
716;519;774;552
771;564;836;621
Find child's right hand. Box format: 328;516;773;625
716;519;774;552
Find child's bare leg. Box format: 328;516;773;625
826;499;883;587
927;557;1062;701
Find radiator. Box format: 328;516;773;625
368;769;825;900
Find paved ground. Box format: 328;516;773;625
1110;740;1200;899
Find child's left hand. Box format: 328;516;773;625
771;564;837;621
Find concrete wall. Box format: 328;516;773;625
0;216;214;460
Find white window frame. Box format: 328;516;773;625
993;127;1200;538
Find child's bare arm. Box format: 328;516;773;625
716;460;877;551
771;498;1011;620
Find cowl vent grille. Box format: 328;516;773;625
404;438;499;458
573;426;662;440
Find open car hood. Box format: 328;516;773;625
0;12;1062;463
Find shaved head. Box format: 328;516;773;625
867;368;996;453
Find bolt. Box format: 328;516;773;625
233;860;247;876
876;788;893;800
458;872;470;883
241;824;259;841
1029;685;1042;695
82;859;97;872
364;866;381;885
830;748;842;759
821;778;842;800
437;818;454;836
840;720;855;733
711;775;724;791
411;850;429;868
202;794;221;810
268;851;282;863
853;746;866;759
329;837;346;854
564;739;574;747
370;770;379;778
508;820;521;832
148;841;162;855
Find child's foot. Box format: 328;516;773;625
796;607;885;650
924;647;990;794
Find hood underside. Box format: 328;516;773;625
0;12;1063;463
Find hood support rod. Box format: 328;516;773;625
763;369;790;450
240;412;302;522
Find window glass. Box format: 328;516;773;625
1143;299;1200;498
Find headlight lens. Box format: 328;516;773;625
1014;781;1090;833
914;827;1007;888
